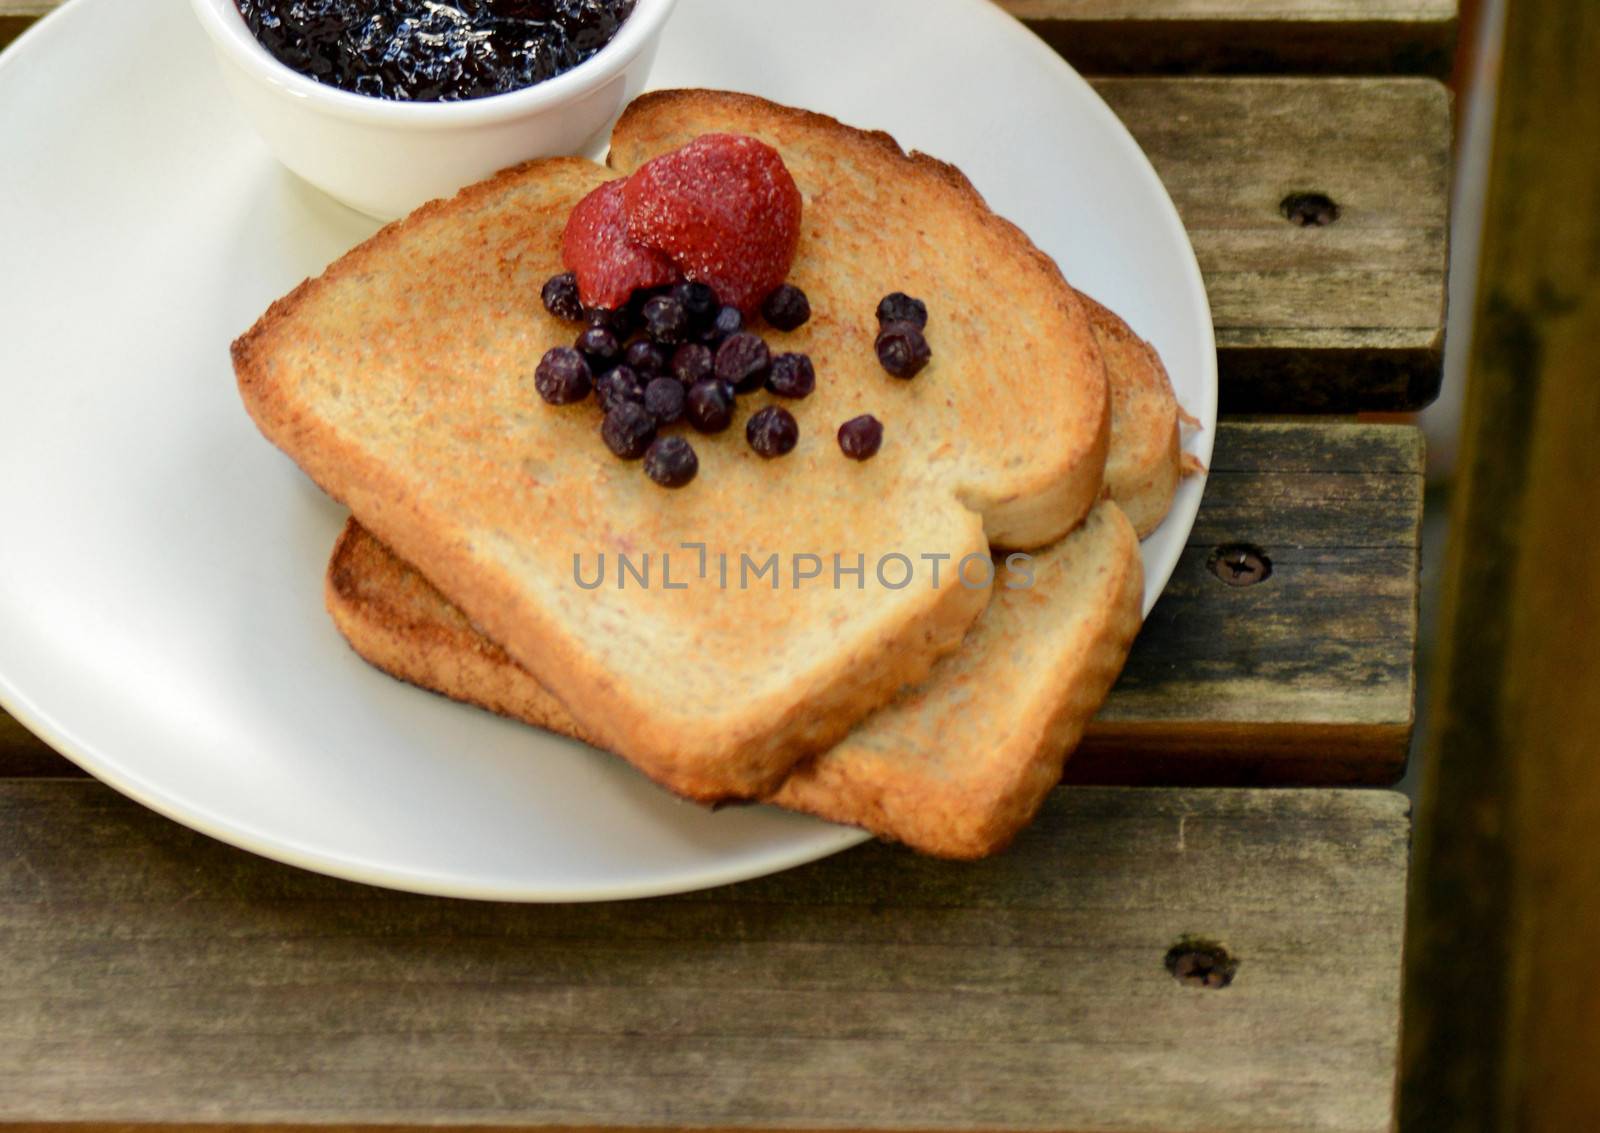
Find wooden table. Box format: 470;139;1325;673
0;2;1449;1130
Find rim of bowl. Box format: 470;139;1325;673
188;0;679;130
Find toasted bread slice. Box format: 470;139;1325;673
321;275;1183;853
323;291;1178;855
1081;294;1187;538
327;501;1140;857
234;90;1109;801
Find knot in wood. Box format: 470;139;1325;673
1209;544;1272;587
1165;939;1238;989
1281;191;1341;227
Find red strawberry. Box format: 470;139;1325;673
622;134;802;315
561;178;681;311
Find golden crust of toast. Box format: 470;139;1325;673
234;90;1108;802
1078;293;1186;538
325;520;601;747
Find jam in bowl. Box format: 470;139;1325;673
233;1;638;102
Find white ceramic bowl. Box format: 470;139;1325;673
188;0;678;219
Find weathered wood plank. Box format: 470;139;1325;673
1078;421;1422;784
1005;0;1457;76
0;422;1423;785
0;780;1409;1132
1099;77;1451;411
1400;2;1600;1129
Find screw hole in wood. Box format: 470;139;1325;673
1208;544;1271;587
1280;191;1341;227
1165;938;1238;989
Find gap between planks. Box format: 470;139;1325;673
1002;0;1458;76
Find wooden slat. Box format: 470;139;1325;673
1099;77;1451;411
0;780;1409;1133
0;421;1423;786
1004;0;1458;76
1400;1;1600;1128
1079;421;1421;784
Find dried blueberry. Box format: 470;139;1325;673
595;365;646;412
541;272;584;322
613;302;643;338
685;379;736;434
766;353;815;399
624;339;668;376
876;292;928;329
671;343;715;386
644;435;699;489
626;284;666;319
761;284;811;332
702;304;744;345
533;347;592;405
644;377;686;425
875;320;931;378
837;414;884;460
715;332;771;392
577;324;622;368
746;405;799;458
642;294;690;346
587;304;638;339
671;281;719;328
601;401;657;460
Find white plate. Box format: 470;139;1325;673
0;0;1216;901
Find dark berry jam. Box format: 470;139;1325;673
234;1;638;102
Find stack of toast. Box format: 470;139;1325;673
233;90;1195;858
